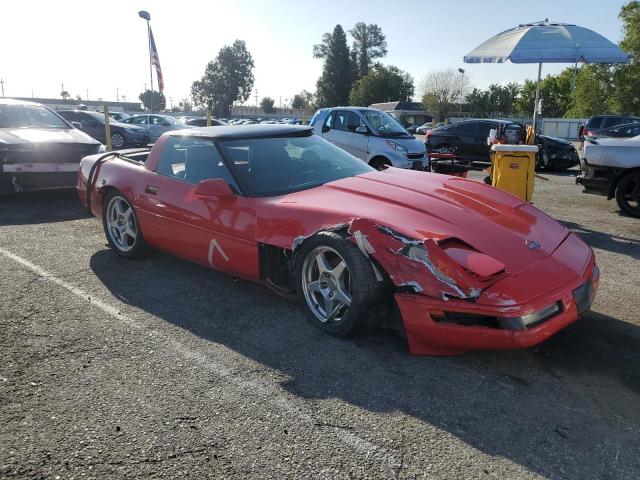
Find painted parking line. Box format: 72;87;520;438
0;245;403;474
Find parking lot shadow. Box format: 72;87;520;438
90;249;640;479
563;220;640;260
0;190;90;226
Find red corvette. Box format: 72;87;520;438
78;125;599;355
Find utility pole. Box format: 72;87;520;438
121;95;126;103
169;97;174;109
457;68;465;118
254;89;258;107
0;78;5;97
138;11;154;113
116;87;119;102
86;88;89;101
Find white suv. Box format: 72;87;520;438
310;107;428;170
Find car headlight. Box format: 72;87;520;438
386;140;408;152
97;144;107;153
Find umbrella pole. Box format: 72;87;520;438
533;62;542;132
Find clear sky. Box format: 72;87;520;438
0;0;629;107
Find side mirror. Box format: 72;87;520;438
355;126;368;135
71;121;83;129
194;178;235;200
322;125;330;133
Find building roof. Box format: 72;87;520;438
167;124;313;140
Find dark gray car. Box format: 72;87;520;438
0;99;103;193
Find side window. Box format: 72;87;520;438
333;111;348;131
131;116;148;125
323;112;335;130
151;116;168;126
602;116;622;128
155;137;239;191
587;116;603;129
60;111;77;121
344;112;365;132
476;122;494;141
453;122;477;136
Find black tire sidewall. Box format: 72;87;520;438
102;190;148;258
616;172;640;218
293;232;382;337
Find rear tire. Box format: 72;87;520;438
102;189;149;258
294;231;388;338
111;132;125;150
615;171;640;218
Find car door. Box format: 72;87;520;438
129;115;150;136
137;136;259;279
322;110;367;159
449;122;478;159
79;113;106;142
149;115;172;140
475;121;496;161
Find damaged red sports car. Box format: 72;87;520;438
78;125;599;355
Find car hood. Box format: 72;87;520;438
256;168;568;279
538;135;572;146
0;127;101;146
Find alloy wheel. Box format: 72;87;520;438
301;246;352;323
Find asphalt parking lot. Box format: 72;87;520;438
1;167;639;479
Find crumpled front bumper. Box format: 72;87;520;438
395;238;599;355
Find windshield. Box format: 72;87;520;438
0;104;69;129
218;132;374;197
361;110;410;138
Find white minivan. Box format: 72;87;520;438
310;107;428;170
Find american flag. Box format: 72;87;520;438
149;28;164;93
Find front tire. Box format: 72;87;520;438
294;231;387;337
102;190;149;258
615;171;640;218
369;157;391;171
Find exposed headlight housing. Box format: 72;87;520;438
386;140;408;152
430;302;563;331
97;144;107;153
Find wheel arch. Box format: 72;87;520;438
368;155;391;168
608;166;640;199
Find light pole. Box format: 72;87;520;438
457;68;465;118
138;10;154;113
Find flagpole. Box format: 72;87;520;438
139;11;154;113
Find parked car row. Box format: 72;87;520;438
425;119;579;170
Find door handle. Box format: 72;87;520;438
145;185;158;195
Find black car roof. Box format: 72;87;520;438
167;124;313;140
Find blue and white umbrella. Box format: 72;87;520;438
464;20;629;127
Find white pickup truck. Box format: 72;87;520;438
577;136;640;217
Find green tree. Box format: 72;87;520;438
260;97;275;113
348;65;413;106
566;65;613;117
314;25;353;108
610;1;640;114
348;23;388;78
191;40;255;117
291;90;313;109
139;90;166;111
465;88;491;117
60;90;70;101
